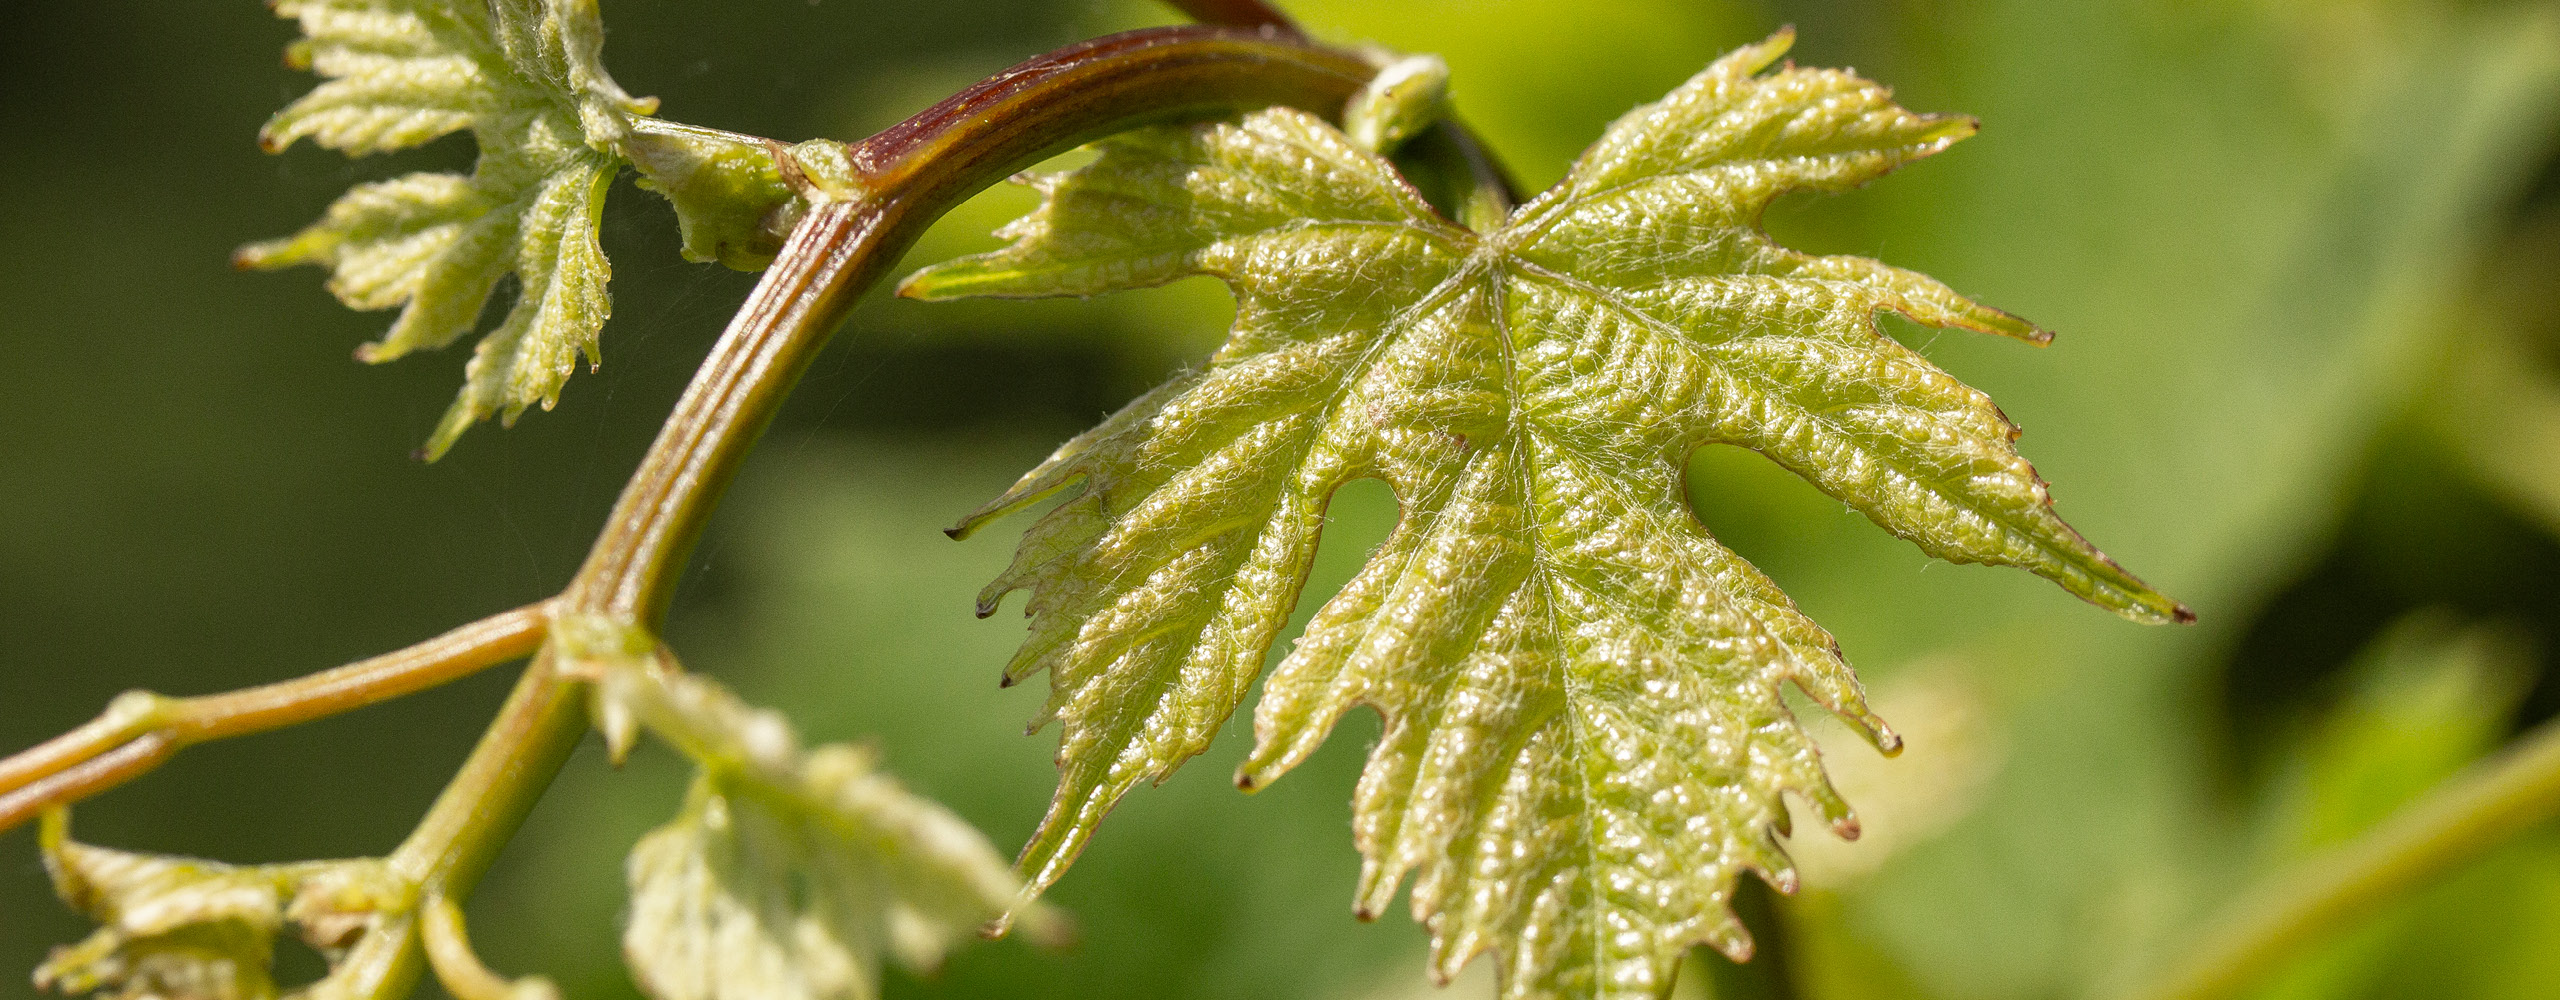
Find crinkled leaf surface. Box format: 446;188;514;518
603;667;1049;1000
32;812;393;1000
37;812;288;1000
905;29;2186;1000
238;0;656;459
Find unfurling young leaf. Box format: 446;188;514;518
33;811;396;1000
36;810;288;1000
237;0;656;460
906;28;2188;1000
598;666;1057;1000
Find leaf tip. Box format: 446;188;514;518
1925;113;1983;147
1710;922;1757;963
1735;24;1798;73
947;511;994;542
2117;583;2196;625
999;902;1077;951
418;411;471;463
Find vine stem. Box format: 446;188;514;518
2128;714;2560;1000
0;605;548;834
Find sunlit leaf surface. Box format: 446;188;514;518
907;29;2185;999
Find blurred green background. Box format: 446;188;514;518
7;1;2560;999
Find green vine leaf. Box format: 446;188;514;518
597;665;1059;1000
37;810;287;1000
32;811;395;1000
905;28;2187;1000
237;0;657;460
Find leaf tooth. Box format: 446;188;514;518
1241;521;1426;789
1011;756;1131;897
948;382;1188;542
1689;543;1902;756
1788;252;2050;344
365;214;518;362
1741;827;1801;896
997;616;1072;691
975;495;1105;622
1699;907;1755;963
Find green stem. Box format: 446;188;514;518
0;604;549;834
421;891;560;1000
2131;715;2560;1000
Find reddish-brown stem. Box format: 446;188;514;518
573;26;1373;622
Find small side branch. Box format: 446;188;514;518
422;893;561;1000
2131;715;2560;1000
0;603;550;834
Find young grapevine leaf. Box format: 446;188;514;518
237;0;657;460
905;28;2187;1000
597;665;1056;1000
32;811;393;1000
